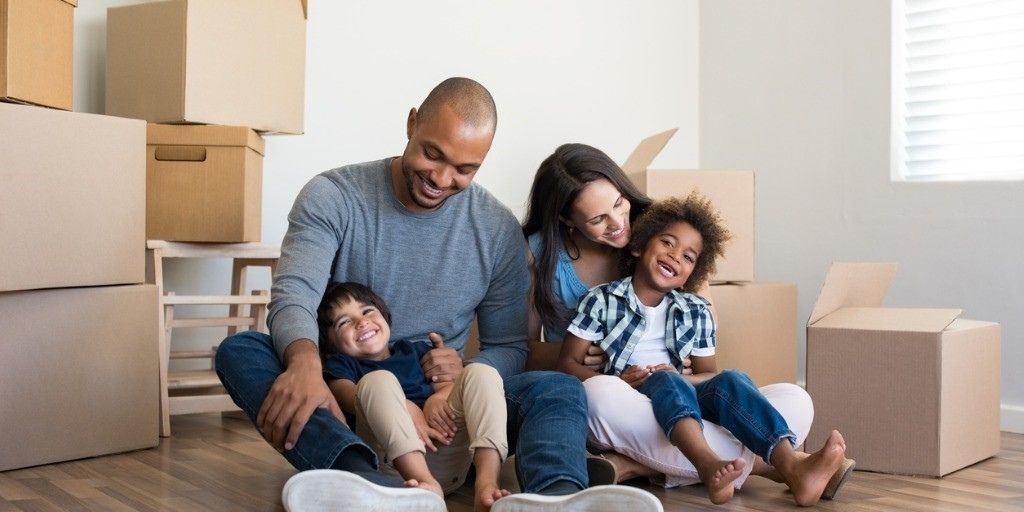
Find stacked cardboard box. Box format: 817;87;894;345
106;0;308;242
0;0;76;110
623;129;797;386
806;263;1000;476
0;102;159;471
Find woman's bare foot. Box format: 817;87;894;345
404;478;444;499
474;480;510;512
599;452;660;482
698;458;746;505
783;430;846;506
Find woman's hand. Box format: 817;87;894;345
407;400;450;452
619;365;654;389
584;344;609;372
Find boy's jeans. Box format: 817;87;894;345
214;331;589;493
638;369;797;463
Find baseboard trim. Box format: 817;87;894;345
1002;404;1024;434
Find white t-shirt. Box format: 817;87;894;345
626;295;673;367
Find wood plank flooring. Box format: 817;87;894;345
2;413;1022;511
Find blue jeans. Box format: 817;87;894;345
215;331;589;493
638;369;797;463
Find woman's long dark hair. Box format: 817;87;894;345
522;143;652;331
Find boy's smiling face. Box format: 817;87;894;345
326;298;391;361
633;221;704;295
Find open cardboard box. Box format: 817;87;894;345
106;0;307;134
0;0;76;110
622;129;754;282
805;262;1000;476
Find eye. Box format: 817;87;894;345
588;216;604;226
684;254;695;263
614;197;625;208
336;318;350;328
660;237;673;247
424;147;441;160
456;166;475;176
362;307;376;315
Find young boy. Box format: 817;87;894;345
317;282;510;511
557;193;849;506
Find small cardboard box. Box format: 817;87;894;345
708;282;797;386
0;103;145;293
147;124;265;242
623;129;754;282
806;262;1001;476
0;284;159;471
0;0;75;110
106;0;307;134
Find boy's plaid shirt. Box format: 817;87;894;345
568;276;716;375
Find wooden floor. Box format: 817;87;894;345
2;414;1023;511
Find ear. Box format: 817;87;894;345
406;108;417;140
630;248;641;258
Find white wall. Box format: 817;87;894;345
72;1;700;364
699;0;1023;433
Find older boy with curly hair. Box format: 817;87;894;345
558;193;848;506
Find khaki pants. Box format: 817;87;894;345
354;364;508;494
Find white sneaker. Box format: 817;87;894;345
491;485;663;512
281;469;446;512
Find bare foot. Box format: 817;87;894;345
785;430;845;506
600;452;660;482
474;480;510;512
404;478;444;499
698;458;746;505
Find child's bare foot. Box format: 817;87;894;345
474;480;510;512
404;478;444;499
698;458;746;504
785;430;845;506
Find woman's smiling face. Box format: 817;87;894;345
566;179;632;249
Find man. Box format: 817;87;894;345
215;78;661;511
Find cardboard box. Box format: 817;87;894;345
0;103;145;293
806;262;1001;476
0;0;75;110
146;124;265;242
0;284;159;471
708;282;797;386
106;0;307;134
623;129;754;282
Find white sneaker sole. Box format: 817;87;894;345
281;469;446;512
491;485;663;512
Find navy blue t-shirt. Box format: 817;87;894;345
323;339;434;407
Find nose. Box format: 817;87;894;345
431;165;455;189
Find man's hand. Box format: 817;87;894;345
407;401;448;453
583;344;609;372
422;389;458;440
421;332;463;384
680;357;693;375
256;340;344;452
619;365;653;389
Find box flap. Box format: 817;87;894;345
621;128;677;174
811;307;962;333
62;0;78;6
301;0;308;19
147;124;265;155
808;262;897;325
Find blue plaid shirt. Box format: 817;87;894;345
567;277;716;376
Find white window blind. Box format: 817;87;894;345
892;0;1024;181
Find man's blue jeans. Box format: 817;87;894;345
214;331;589;493
638;369;797;463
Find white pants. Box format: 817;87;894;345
584;375;813;488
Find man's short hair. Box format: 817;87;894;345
417;77;497;131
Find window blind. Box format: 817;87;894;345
893;0;1024;181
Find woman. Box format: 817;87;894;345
522;143;851;496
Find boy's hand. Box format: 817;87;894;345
648;363;677;374
583;344;609;372
423;389;458;438
421;333;463;384
408;400;449;452
620;365;654;389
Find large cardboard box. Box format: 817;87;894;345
708;282;797;386
623;129;754;282
0;285;159;471
0;0;75;110
106;0;307;134
0;103;145;293
147;124;265;242
806;262;1001;476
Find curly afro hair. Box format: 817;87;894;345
626;192;732;292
